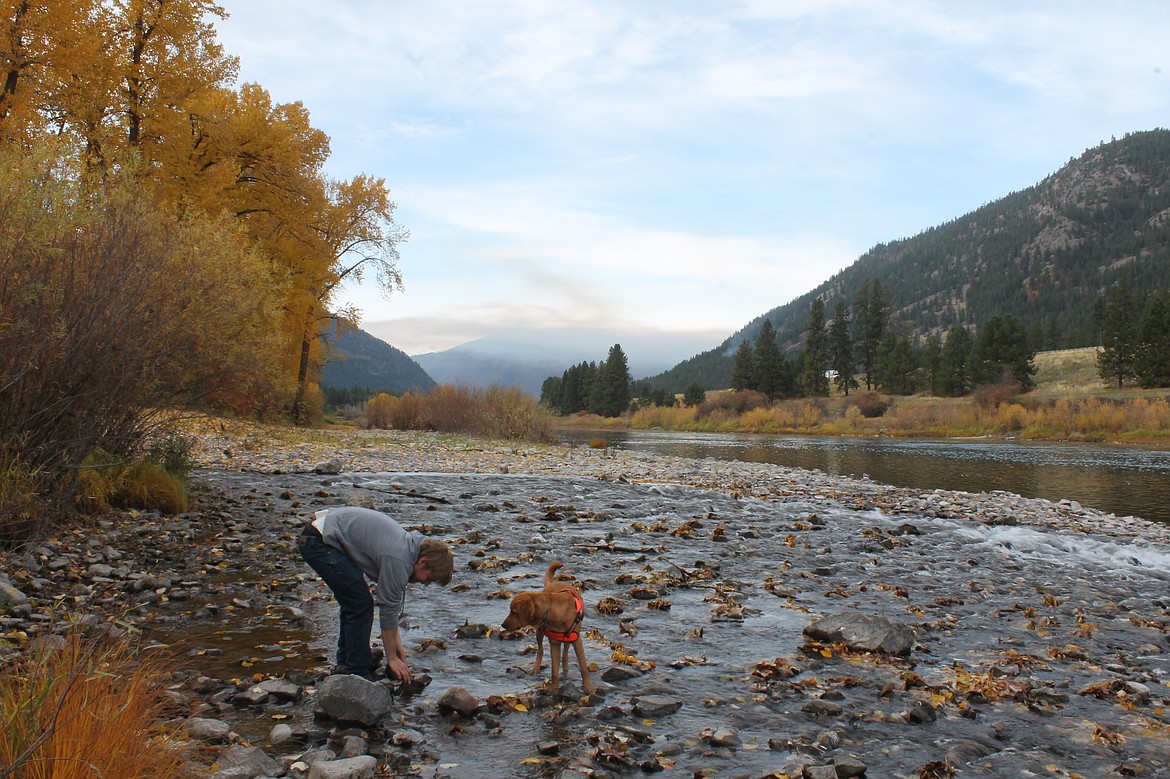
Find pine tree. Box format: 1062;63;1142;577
1136;295;1170;388
874;327;919;395
938;325;973;396
730;339;755;391
799;298;830;396
1095;284;1140;389
591;344;631;417
970;315;1036;389
683;383;706;407
754;319;783;399
852;279;887;390
828;298;857;395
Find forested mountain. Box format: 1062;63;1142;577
651;130;1170;392
320;325;435;396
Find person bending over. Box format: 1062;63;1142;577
297;506;454;682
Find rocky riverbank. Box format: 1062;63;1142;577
2;425;1169;778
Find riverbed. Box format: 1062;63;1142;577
5;428;1170;778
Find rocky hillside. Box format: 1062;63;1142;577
319;324;435;395
652;129;1170;391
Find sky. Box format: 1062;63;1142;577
214;1;1170;361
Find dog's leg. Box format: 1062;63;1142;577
549;638;561;689
531;630;545;676
572;637;595;695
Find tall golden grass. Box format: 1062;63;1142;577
0;633;194;778
365;385;556;443
625;393;1170;441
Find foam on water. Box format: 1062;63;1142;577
951;523;1170;583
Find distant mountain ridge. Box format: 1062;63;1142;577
412;332;711;396
650;129;1170;392
320;324;435;395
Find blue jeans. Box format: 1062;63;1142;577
297;525;375;678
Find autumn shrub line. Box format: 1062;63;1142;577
365;385;556;443
0;631;193;779
628;394;1170;441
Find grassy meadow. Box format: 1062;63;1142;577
559;347;1170;443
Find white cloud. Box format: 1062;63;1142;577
216;0;1170;358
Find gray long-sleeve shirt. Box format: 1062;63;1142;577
318;506;422;631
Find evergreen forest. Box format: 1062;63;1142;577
650;130;1170;393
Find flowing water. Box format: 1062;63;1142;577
160;468;1170;778
561;429;1170;524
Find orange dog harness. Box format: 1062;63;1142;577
541;589;584;643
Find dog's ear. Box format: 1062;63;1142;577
513;594;536;623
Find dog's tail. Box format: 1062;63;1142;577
545;561;564;586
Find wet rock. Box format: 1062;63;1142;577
600;665;642;682
803;611;916;655
338;735;368;758
906;701;937;724
346;490;376;508
709;726;742;747
834;756;868;777
212;744;282;778
270;723;294;744
258;678;302;702
631;695;682;717
801;699;843;717
454;622;490;638
184;716;233;743
436;686;479;716
314;458;342;475
233;685;270;707
802;765;837;779
316;675;393;726
389;728;425;747
306;755;377;779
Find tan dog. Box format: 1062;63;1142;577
502;561;595;695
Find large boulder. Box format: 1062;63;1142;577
803;612;916;655
316;675;394;726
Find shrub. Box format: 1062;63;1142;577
0;145;283;541
73;451;188;516
145;430;196;481
844;391;889;418
696;390;768;418
0;449;48;543
366;392;395;428
0;631;193;779
365;385;554;442
972;383;1022;409
108;463;188;515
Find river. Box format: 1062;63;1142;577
560;429;1170;525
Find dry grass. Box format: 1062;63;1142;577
0;632;194;779
590;349;1170;442
364;385;556;443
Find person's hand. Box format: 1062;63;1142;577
386;656;412;684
